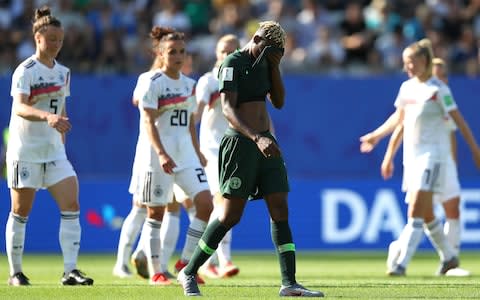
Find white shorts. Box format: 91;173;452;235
173;184;188;202
204;156;219;195
433;156;460;203
129;165;210;207
402;155;444;194
6;159;76;189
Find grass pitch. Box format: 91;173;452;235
0;251;478;299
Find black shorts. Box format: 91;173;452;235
219;128;289;200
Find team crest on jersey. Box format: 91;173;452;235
20;167;30;179
229;177;242;189
221;67;233;81
153;186;163;197
59;73;65;83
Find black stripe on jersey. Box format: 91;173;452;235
150;72;162;81
23;60;36;69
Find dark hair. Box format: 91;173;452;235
150;26;185;51
32;6;62;35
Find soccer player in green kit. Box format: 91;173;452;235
177;21;324;298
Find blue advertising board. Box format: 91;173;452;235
0;178;478;252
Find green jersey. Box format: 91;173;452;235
218;50;271;106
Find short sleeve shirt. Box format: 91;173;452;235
7;56;70;162
218;50;271;105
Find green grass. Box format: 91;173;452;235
0;251;479;299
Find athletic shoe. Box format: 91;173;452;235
199;264;220;279
386;264;406;276
220;262;240;278
149;273;172;285
175;259;205;284
131;252;149;279
386;240;401;272
445;267;471;277
437;256;459;276
279;283;324;297
8;272;30;286
61;269;94;286
177;269;201;296
112;264;133;278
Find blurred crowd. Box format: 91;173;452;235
1;0;480;77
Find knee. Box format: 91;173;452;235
194;191;213;219
219;213;242;229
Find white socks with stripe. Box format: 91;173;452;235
181;218;207;262
115;205;146;268
59;211;81;274
396;218;424;268
159;211;180;272
6;212;27;276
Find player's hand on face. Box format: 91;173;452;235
265;46;284;67
159;153;176;174
255;136;281;158
359;133;379;153
47;114;71;133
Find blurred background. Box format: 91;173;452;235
0;0;479;252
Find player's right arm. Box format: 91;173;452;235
359;108;404;153
381;124;403;180
11;68;70;133
141;78;176;174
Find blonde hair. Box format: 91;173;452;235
217;34;240;50
258;21;286;48
407;38;434;78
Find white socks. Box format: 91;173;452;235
59;211;81;274
444;218;460;257
218;230;232;266
143;218;162;276
396;218;424;268
6;212;27;276
115;206;146;267
159;211;180;272
180;217;207;262
424;218;455;261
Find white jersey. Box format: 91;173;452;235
7;55;70;162
132;70;198;172
196;67;227;159
394;76;457;165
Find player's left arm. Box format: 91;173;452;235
441;87;480;168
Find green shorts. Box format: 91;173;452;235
219;128;290;200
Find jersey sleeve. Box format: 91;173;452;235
132;74;146;102
437;85;457;113
140;79;160;110
218;56;239;93
10;66;32;97
196;74;211;105
393;83;406;109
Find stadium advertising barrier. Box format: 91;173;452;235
0;178;479;252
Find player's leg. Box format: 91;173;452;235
129;170;173;284
113;199;146;278
6;188;35;286
47;160;93;286
178;195;246;296
393;190;432;275
173;168;213;276
5;160;41;286
443;197;460;256
160;198;181;277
